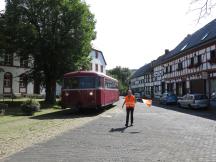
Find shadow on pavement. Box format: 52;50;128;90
31;105;115;120
129;131;141;134
109;127;128;133
153;102;216;121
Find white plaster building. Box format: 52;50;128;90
0;53;34;96
0;48;108;97
89;49;107;74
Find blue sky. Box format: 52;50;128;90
1;0;216;69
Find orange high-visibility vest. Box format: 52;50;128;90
125;95;135;108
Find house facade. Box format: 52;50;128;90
130;63;154;98
152;53;168;99
89;49;107;74
0;53;34;96
0;48;107;97
131;18;216;99
161;19;216;98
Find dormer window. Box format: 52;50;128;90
201;33;209;40
181;44;188;51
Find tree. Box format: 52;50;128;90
190;0;216;22
2;0;96;104
107;66;131;95
0;12;6;59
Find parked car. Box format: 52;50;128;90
210;92;216;109
160;92;178;105
177;93;208;109
136;98;144;103
134;93;141;99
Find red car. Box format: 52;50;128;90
61;71;119;110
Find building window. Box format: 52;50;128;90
101;65;103;73
95;64;98;72
189;57;194;68
90;63;93;70
4;54;13;66
19;74;27;88
177;62;183;71
193;55;202;67
20;56;29;68
209;50;216;64
95;51;98;58
169;65;172;73
197;55;202;65
165;66;168;74
210;50;216;58
4;72;12;88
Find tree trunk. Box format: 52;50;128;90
45;78;56;105
34;79;41;94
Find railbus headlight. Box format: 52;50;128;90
65;92;69;97
89;92;93;96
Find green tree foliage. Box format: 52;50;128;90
107;66;131;95
1;0;96;104
0;12;5;58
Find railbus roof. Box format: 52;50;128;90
64;71;118;82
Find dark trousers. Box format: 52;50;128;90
126;108;134;125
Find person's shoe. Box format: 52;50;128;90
130;123;133;126
125;124;128;127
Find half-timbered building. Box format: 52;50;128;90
130;63;154;98
161;19;216;97
131;18;216;99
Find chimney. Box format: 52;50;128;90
165;49;169;55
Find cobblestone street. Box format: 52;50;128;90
3;99;216;162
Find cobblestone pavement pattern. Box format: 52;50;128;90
3;98;216;162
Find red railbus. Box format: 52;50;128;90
61;71;119;109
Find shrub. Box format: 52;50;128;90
21;99;40;115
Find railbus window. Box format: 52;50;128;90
80;77;95;89
64;77;100;89
64;78;79;89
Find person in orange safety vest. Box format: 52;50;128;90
122;90;136;127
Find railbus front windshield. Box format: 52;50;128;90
63;77;100;89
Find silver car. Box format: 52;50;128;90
177;93;209;109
